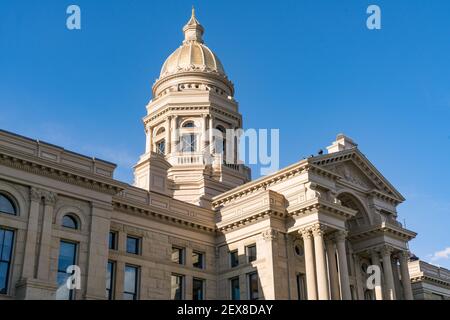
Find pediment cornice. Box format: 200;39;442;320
311;148;405;203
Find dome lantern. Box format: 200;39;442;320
183;7;204;44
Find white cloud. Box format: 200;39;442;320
430;247;450;262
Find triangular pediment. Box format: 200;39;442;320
311;148;405;202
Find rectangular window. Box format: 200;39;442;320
181;134;197;152
296;273;307;300
106;261;115;300
156;140;166;155
0;228;14;295
246;245;257;263
126;236;140;255
172;247;184;265
193;278;205;300
171;274;184;300
230;277;240;300
56;241;77;300
123;265;139;300
230;250;239;268
109;231;118;250
248;272;259;300
192;251;204;269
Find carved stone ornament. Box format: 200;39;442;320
262;228;277;241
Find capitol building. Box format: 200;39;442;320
0;10;449;300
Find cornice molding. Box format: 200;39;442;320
0;151;125;195
213;162;340;207
348;222;417;242
112;200;215;234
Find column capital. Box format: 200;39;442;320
43;191;57;206
30;187;43;202
312;223;326;237
334;230;348;242
298;227;312;240
367;248;380;258
262;228;277;241
398;250;410;260
381;245;394;257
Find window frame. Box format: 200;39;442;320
230;250;239;268
106;260;116;300
171;246;185;265
246;244;257;263
123;264;139;300
192;251;205;269
156;139;166;155
56;240;78;300
247;272;259;300
62;215;78;230
109;231;118;251
192;278;205;301
171;274;184;300
181;133;198;152
0;227;15;295
230;277;240;300
0;193;17;216
126;235;141;255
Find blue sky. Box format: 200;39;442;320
0;0;449;268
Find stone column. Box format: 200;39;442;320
145;126;151;154
22;188;42;279
325;238;340;300
312;224;329;300
381;246;396;300
261;229;278;299
398;251;414;300
36;191;57;281
209;115;214;154
148;125;153;153
370;250;384;300
85;202;112;300
299;228;317;300
202;114;207;153
353;254;365;300
166;116;171;154
171;116;178;153
391;256;402;299
335;231;352;300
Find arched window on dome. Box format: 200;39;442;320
0;193;17;216
156;127;166;135
182;121;196;128
62;215;79;230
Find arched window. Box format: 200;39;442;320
182;121;195;128
62;215;78;230
0;193;16;216
337;193;369;228
156;127;165;135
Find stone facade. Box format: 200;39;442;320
0;9;441;300
408;259;450;300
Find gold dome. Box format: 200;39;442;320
159;8;226;78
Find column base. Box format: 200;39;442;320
15;278;57;300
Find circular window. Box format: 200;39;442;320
294;243;304;257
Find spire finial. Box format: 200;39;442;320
183;6;204;43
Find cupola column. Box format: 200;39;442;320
209;115;214;154
166;116;171;154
